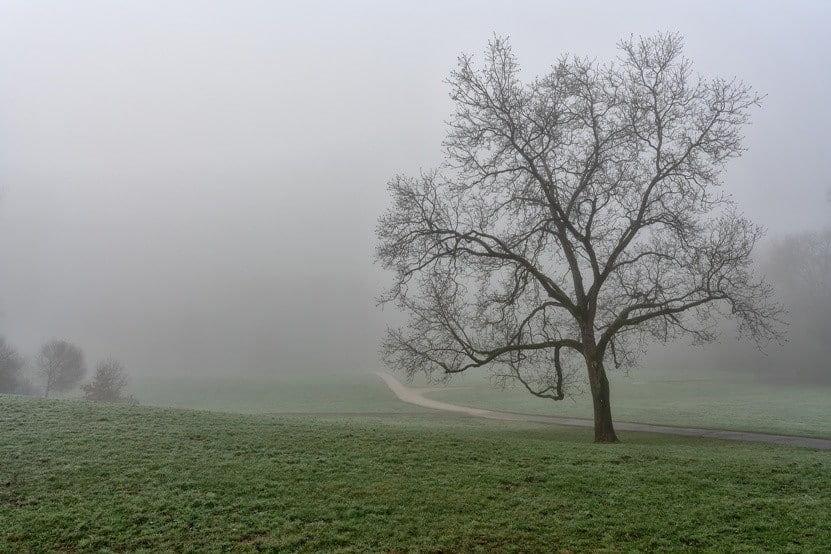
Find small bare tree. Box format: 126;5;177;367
0;336;26;394
38;339;85;398
376;33;782;442
82;357;133;403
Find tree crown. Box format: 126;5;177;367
377;33;782;398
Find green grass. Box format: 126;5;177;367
131;372;428;414
421;368;831;439
1;395;829;552
128;369;831;439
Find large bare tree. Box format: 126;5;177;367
376;33;782;442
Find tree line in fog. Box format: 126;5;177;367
0;337;135;402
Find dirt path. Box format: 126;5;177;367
374;372;831;450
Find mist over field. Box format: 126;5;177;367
1;0;829;385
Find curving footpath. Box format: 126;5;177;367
374;371;831;450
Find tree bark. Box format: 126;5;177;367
586;357;619;443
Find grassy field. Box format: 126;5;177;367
418;368;831;439
1;395;829;552
131;369;831;439
130;372;428;414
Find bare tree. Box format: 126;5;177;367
82;357;133;403
38;339;85;397
0;335;26;394
376;33;782;442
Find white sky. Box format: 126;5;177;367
0;1;829;376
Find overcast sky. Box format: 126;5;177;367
1;1;829;377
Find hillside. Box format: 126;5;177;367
2;395;829;552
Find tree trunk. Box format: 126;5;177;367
586;357;618;443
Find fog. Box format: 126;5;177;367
1;1;829;382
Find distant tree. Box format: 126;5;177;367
376;33;783;442
81;357;134;403
0;336;26;394
759;227;831;383
38;340;85;397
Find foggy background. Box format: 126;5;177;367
1;1;829;381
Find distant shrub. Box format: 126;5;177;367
82;357;136;404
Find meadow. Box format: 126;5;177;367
130;372;428;415
130;369;831;439
421;368;831;439
1;394;829;552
